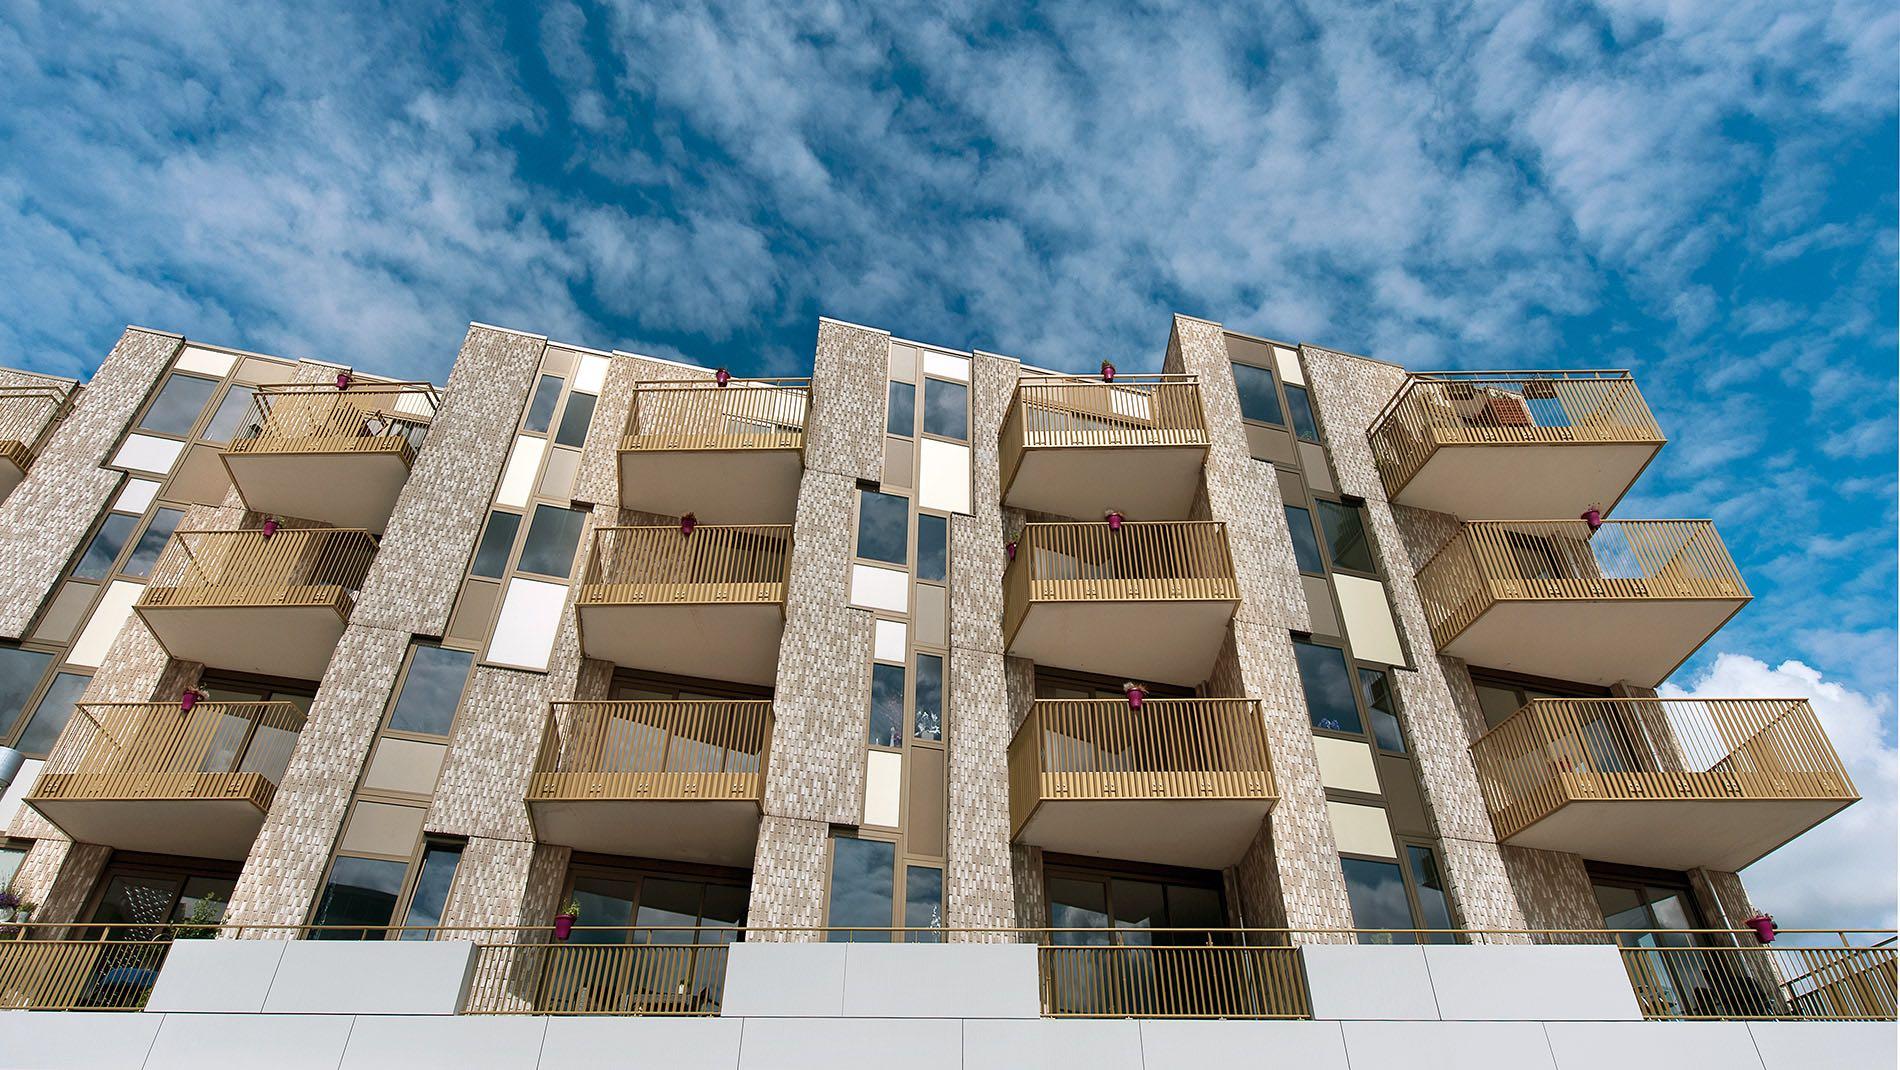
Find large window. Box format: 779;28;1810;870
1340;842;1455;943
1294;640;1361;734
553;392;596;448
1232;363;1284;425
1359;668;1405;754
1316;499;1375;574
73;514;138;580
524;375;563;434
922;379;968;441
916;513;948;582
0;645;55;746
517;504;585;578
826;836;896;941
397;841;465;939
310;856;408;939
855;490;909;565
14;671;89;757
138;374;218;437
470;511;522;579
123;507;185;578
385;644;474;737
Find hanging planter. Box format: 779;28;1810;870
1105;509;1125;532
261;518;280;539
554;900;580;941
1005;539;1018;562
335;371;352;391
1100;360;1117;382
1745;913;1776;944
179;688;204;713
1123;682;1146;709
680;512;698;536
1581;507;1603;532
714;368;732;387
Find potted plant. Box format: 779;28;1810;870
554;900;580;941
176;893;226;940
0;890;18;923
1745;912;1776;944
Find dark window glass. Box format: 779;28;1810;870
73;513;138;580
916;514;947;582
524;375;562;433
1474;684;1525;730
1285;384;1319;441
1232;363;1284;425
923;379;968;441
171;876;235;933
310;855;407;939
470;511;521;579
0;645;54;741
1317;500;1375;574
913;654;943;741
518;504;585;577
398;843;464;939
1342;857;1415;941
856;490;909;565
386;645;473;736
826;837;895;941
92;873;181;925
868;663;905;748
139;374;218;437
203;385;257;442
1406;845;1454;932
16;672;88;757
1285;506;1322;574
1360;669;1405;753
123;507;185;578
554;392;596;448
1294;640;1362;734
887;381;916;436
905;865;944;941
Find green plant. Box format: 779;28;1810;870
176;893;227;940
558;900;581;918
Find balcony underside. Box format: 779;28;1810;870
1004;445;1207;520
578;601;784;686
617;448;802;525
1392;441;1661;520
527;794;762;868
1016;797;1273;869
1502;793;1855;872
223;447;411;533
137;600;348;681
1007;600;1236;686
28;781;272;861
1442;597;1745;688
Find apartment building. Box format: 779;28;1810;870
0;317;1887;1068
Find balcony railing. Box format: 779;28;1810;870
139;528;378;611
532;701;772;804
466;932;734;1015
225;381;436;461
29;701;304;813
1000;375;1208;512
0;383;71;470
579;525;792;606
621;378;810;453
1003;521;1239;644
0;929;175;1011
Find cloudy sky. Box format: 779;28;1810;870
1;1;1893;924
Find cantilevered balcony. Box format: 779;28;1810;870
1368;372;1664;520
0;383;71;499
1003;522;1239;685
527;700;771;867
223;381;436;532
27;700;304;860
1416;519;1747;687
577;525;791;685
618;378;810;524
1008;698;1276;868
1000;375;1209;519
1471;698;1856;871
136;528;377;680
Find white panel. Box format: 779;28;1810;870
922;350;970;383
1273;344;1305;385
1424;945;1644;1021
1543;1022;1764;1070
340;1016;548;1070
1327;800;1397;858
541;1019;744;1070
1302;945;1438;1020
722;943;848;1016
842;943;1040;1019
1340;1021;1556;1069
917;438;971;515
573;353;611;393
146;939;287;1012
0;756;43;831
864;749;902;828
394;390;435;418
1748;1021;1896;1070
486;576;567;670
737;1019;960;1070
1141;1020;1351;1069
67;579;142;667
850;564;909;613
873;618;908;662
1109;386;1153;421
0;1010;166;1070
262;940;478;1015
1335;574;1406;667
494;435;546;508
146;1014;354;1070
175;345;238;376
109;433;185;474
964;1019;1145;1070
112;477;161;514
1314;736;1382;795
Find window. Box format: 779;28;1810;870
1294;640;1361;734
1406;844;1453;931
73;513;138;580
904;865;943;941
554;392;596;448
1285;384;1319;441
524;375;563;434
15;672;89;757
855;490;909;565
1284;506;1322;574
0;845;23;894
386;645;474;737
203;385;257;442
1473;683;1524;730
886;381;915;436
123;507;185;578
1360;668;1405;753
868;663;905;747
913;654;943;741
923;379;968;441
310;856;408;939
0;645;55;743
1341;857;1412;935
139;374;218;437
827;836;896;941
1232;363;1284;425
1045;867;1226;944
916;514;947;582
517;504;585;577
470;511;522;579
1316;500;1375;574
398;841;464;939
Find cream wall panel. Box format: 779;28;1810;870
113;478;161;514
874;619;908;663
485;577;566;671
175;346;238;377
340;801;426;858
109;434;184;474
363;738;449;797
917;439;971;515
1335;574;1405;667
67;579;142;667
1328;800;1397;859
922;351;970;383
1314;736;1382;795
864;750;903;828
850;564;909;614
573;354;610;394
1273;344;1305;386
493;435;545;509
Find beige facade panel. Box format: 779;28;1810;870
340;800;428;858
1334;573;1405;667
1314;736;1382;795
1327;800;1398;859
363;737;449;797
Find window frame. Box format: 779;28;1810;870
1229;358;1287;428
1335;837;1459;942
377;641;479;745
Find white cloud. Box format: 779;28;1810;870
1661;653;1897;928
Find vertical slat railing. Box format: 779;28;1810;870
1004;521;1239;621
579;525;792;606
138;529;379;610
226;383;436;458
533;701;772;802
622;379;810;451
28;701;305;807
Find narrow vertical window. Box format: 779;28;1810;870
553;392;596;447
922;379;968;441
868;663;905;747
826;837;896;942
904;865;944;942
1232;363;1284;425
916;514;948;582
913;654;943;741
1285;384;1319;441
523;375;563;433
887;381;916;436
1294;640;1361;734
399;841;465;939
470;511;522;578
855;490;910;565
1284;506;1322;574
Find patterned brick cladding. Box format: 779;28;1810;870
746;815;828;935
804;319;888;483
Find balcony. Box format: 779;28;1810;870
135;528;378;680
1003;522;1239;685
1368;372;1664;520
1416;520;1748;687
222;381;437;532
1472;698;1856;871
577;525;791;685
1000;375;1209;519
618;378;810;524
526;700;771;867
27;701;304;860
0;383;70;498
1008;698;1276;868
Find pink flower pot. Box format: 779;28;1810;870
1105;511;1124;531
554;915;576;941
1582;507;1603;531
1005;541;1017;562
680;513;698;536
335;371;352;391
1101;361;1117;382
180;690;200;713
1124;685;1145;709
262;518;279;538
715;368;731;387
1746;914;1776;943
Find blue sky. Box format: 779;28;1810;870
1;1;1894;923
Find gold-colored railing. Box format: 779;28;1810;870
621;378;810;452
531;701;772;803
225;381;436;460
1622;940;1897;1021
1368;371;1664;498
1415;519;1747;649
0;383;72;469
1008;698;1275;838
1041;942;1307;1018
137;528;379;612
0;930;174;1011
1003;521;1239;645
29;701;305;813
466;935;734;1015
1472;698;1857;842
578;525;791;607
1000;374;1207;484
